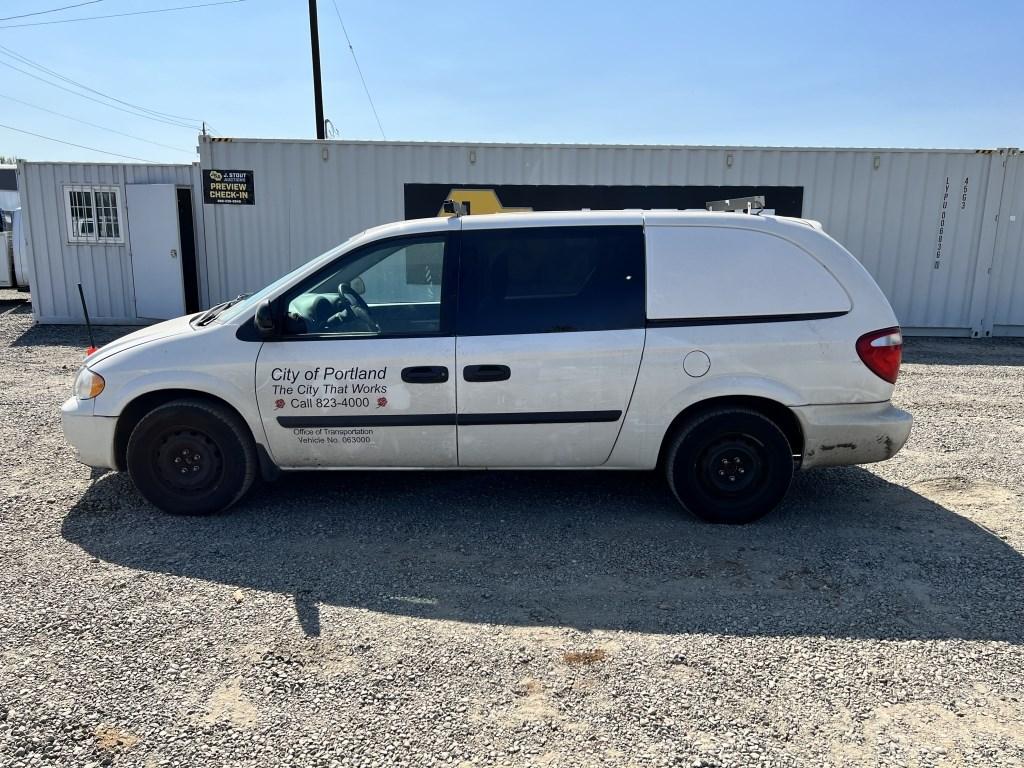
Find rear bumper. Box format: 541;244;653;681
794;401;912;469
61;396;118;470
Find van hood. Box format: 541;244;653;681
87;314;197;366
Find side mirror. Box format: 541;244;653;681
253;299;276;337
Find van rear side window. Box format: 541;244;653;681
458;226;645;335
645;226;851;321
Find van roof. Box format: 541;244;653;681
348;209;825;249
400;208;822;231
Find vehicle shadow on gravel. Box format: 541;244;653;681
62;466;1024;642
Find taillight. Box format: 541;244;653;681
856;327;903;384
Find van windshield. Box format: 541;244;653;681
211;239;355;325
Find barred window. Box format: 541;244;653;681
64;185;124;243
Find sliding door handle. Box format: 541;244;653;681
463;364;511;382
401;365;449;384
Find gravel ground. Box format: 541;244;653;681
1;291;1023;768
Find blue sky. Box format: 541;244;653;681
1;0;1021;163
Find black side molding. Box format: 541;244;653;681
278;414;457;428
457;410;621;425
647;310;848;328
277;410;622;429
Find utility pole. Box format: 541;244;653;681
308;0;325;140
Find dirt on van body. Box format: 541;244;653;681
1;291;1022;767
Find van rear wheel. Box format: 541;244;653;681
665;408;794;524
126;398;257;516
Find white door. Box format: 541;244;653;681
126;183;185;320
455;223;647;467
256;232;458;467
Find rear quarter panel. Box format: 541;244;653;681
607;317;893;468
608;217;902;469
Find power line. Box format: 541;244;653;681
0;121;156;163
0;1;104;22
0;59;200;130
0;57;198;129
328;0;386;139
0;92;194;154
0;0;246;29
0;44;201;124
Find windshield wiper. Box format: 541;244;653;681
194;301;228;326
225;293;250;308
195;293;251;326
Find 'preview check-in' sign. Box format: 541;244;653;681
203;169;255;205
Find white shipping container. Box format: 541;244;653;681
19;140;1022;335
17;162;206;323
987;152;1024;335
198;138;1022;336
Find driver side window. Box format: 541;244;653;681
283;234;447;337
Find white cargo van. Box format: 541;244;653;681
62;210;911;524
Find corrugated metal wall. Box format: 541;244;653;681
989;153;1024;335
17;162;206;324
21;142;1020;332
198;138;1021;335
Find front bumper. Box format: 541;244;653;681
61;396;118;470
794;401;912;469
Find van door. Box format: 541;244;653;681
455;223;646;467
256;232;458;467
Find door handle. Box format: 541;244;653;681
463;364;511;382
401;365;449;384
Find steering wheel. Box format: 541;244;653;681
338;281;380;333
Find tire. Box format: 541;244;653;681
126;398;257;516
664;407;794;524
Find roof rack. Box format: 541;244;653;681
441;199;468;217
705;195;766;214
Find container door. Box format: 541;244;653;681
455;224;646;467
256;232;458;468
126;183;185;320
988;153;1024;335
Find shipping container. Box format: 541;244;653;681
20;140;1023;335
198;138;1022;336
987;152;1024;335
17;161;206;323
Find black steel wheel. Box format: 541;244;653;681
126;398;257;515
665;408;794;524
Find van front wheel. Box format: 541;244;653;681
126;398;257;515
665;408;794;524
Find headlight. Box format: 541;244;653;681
73;368;105;400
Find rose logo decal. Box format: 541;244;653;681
274;398;285;410
377;397;388;408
